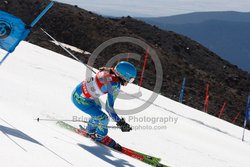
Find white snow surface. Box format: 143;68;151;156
0;41;250;167
50;40;91;55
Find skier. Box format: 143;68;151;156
72;61;137;150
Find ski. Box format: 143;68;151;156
57;121;169;167
79;124;162;163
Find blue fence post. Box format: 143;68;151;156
179;77;186;103
30;1;54;28
242;95;250;141
0;52;10;65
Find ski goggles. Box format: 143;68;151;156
120;75;135;83
127;77;135;83
121;77;135;83
114;70;135;84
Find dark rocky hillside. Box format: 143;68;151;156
1;0;250;128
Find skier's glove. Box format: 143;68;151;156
116;118;132;132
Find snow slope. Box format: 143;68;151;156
0;41;250;167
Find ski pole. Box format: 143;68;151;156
36;118;78;122
35;117;119;129
40;28;97;74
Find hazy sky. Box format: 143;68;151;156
55;0;250;17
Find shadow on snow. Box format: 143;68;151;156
0;124;42;145
78;143;135;167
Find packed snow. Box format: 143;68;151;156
0;41;250;167
50;40;90;55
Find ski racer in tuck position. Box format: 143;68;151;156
72;61;137;149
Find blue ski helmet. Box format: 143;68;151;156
114;61;137;83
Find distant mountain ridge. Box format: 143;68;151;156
139;11;250;24
139;11;250;72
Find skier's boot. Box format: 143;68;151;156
113;143;122;151
96;135;122;151
78;125;96;139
